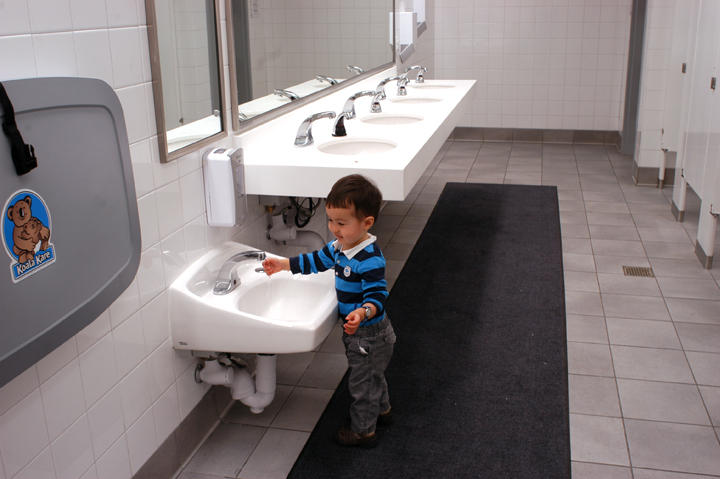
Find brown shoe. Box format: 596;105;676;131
377;408;393;426
334;427;378;448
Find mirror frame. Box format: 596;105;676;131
145;0;229;163
226;0;396;134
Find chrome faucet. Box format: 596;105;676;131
332;90;375;137
274;89;299;101
403;65;427;83
347;65;365;75
213;250;267;295
316;75;338;85
295;111;336;147
238;112;248;122
371;76;403;113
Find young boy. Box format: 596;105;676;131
262;174;395;448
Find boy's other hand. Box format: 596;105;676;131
262;258;283;276
344;310;363;335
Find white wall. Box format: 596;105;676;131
431;0;632;131
0;1;326;478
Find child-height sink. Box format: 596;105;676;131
169;241;338;354
317;138;396;155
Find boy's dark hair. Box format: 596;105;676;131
326;174;382;221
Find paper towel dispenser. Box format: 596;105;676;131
0;77;141;388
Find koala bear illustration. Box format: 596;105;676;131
6;196;51;264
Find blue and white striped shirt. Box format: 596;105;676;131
288;235;388;327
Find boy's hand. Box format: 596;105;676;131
344;310;363;335
262;257;284;276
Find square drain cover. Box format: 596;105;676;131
623;266;654;277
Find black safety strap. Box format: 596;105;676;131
0;81;37;176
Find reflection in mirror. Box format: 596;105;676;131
146;0;227;162
229;0;394;126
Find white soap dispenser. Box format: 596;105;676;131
202;147;248;227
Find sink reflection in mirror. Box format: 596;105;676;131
359;113;424;126
318;138;397;155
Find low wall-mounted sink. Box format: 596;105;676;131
388;96;442;104
169;241;338;354
359;113;424;125
318;138;397;155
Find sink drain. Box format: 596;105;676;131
622;266;654;277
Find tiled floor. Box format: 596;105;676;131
176;139;720;479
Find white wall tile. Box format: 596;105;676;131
87;387;124;461
156;181;185;239
179;169;206;223
0;390;50;477
95;436;131;479
161;229;189;288
69;0;108;30
109;28;144;88
50;415;94;479
184;216;209;265
13;446;54;479
106;0;139;28
147;340;175;402
136;245;166;306
109;279;141;329
40;359;86;441
33;32;79;77
79;334;119;408
176;359;207;418
36;337;77;384
114;85;150;144
141;292;170;355
0;1;31;36
74;30;115;88
153;383;181;444
137;192;160;251
0;35;37;81
113;312;146;378
76;311;112;355
27;0;72;33
129;140;155;198
125;408;157;475
81;465;98;479
118;362;152;429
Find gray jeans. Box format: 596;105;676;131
343;315;396;435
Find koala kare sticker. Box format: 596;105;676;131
2;190;56;283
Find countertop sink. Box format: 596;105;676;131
359;113;424;125
387;96;442;104
169;241;338;354
318;138;397;155
408;83;456;90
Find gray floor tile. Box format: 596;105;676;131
637;227;692;244
616;379;711;425
406;203;435;217
399;215;429;230
566;291;604;316
597;273;662;297
184;423;265;477
561;224;591;239
297;352;347;389
643;241;699;260
594;255;651;274
632;469;720;479
569;414;630;466
584;202;631;214
319;322;346;354
591;239;647;257
569;374;621;417
606;318;681;349
588;225;640;241
566;315;608;344
586;213;636;227
565;271;600;293
563;238;593;255
381;242;413;262
389;228;423;245
647;258;715;279
571;462;632;479
656;277;720;300
224;385;293;428
611;346;695;383
270;387;335;432
380;202;412;216
674;323;720;353
561;211;590;225
567;342;615;376
275;352;315;386
685;352;720;386
624;419;720;476
239;428;310;479
664;298;720;325
563;253;597;272
698;386;720;426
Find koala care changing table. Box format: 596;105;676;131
0;77;140;388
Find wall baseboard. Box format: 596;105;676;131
133;385;233;479
449;127;622;148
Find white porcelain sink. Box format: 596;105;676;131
169;241;338;354
359;113;424;125
388;96;442;104
318;138;397;155
408;83;456;90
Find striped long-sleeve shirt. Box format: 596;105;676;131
288;235;388;326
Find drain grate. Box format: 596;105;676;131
622;266;654;277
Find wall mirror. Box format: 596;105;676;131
227;0;395;131
146;0;227;163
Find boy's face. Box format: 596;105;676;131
326;205;374;250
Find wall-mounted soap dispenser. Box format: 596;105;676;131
203;148;248;227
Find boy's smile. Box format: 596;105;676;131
326;205;374;250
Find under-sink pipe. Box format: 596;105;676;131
197;355;277;414
266;214;326;251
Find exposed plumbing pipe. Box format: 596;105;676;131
266;213;326;251
659;148;668;189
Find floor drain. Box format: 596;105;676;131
622;266;654;277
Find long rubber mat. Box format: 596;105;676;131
287;183;570;478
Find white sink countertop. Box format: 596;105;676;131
236;68;476;201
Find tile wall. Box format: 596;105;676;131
431;0;632;131
0;1;328;478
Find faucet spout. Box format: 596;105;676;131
371;76;404;112
295;111;336;147
213;250;267;295
402;65;428;83
274;89;299;101
332;90;375;137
